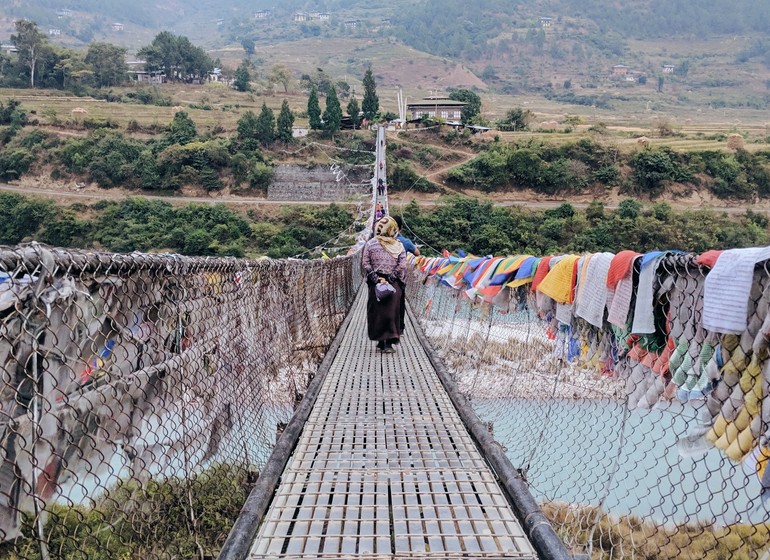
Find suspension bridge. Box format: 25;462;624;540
0;126;768;560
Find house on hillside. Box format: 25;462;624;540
0;45;19;55
343;19;360;29
611;64;629;76
127;60;165;84
406;97;466;120
254;10;270;19
318;12;331;21
48;28;61;36
662;64;675;74
130;70;166;84
56;9;72;18
112;22;124;31
539;16;553;27
208;67;232;85
293;12;309;22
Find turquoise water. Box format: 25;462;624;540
474;399;769;526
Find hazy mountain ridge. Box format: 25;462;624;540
7;0;768;42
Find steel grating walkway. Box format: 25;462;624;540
249;288;537;559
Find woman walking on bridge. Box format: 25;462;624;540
363;216;406;353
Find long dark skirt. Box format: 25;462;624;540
366;280;405;343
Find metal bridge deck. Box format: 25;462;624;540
249;289;537;559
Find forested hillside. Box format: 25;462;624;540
5;0;770;52
2;0;770;108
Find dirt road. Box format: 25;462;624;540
0;182;762;215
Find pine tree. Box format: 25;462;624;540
307;87;322;130
236;110;260;151
347;97;360;129
255;102;275;146
233;60;251;92
277;99;295;143
361;67;379;121
322;85;342;136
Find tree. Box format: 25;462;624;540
501;107;534;131
236;111;260;151
241;38;255;56
233;60;251;92
307;87;322;130
268;64;292;93
84;42;128;87
11;20;46;87
481;65;498;81
165;111;197;145
449;89;482;125
175;36;212;81
675;60;690;77
300;67;332;94
361;67;379;120
347;96;360;129
335;80;350;98
138;31;213;82
255;103;275;145
54;48;93;89
323;85;342;136
138;31;177;80
277;99;294;143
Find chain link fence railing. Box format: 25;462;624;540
0;243;362;560
406;251;770;560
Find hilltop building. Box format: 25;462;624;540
540;16;553;27
406;97;466;120
611;64;629;76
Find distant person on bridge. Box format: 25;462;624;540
363;216;406;354
394;216;420;256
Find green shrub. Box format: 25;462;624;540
592;165;620;185
630;147;693;196
2;464;249;559
156;140;230;189
18;129;58;150
82;117;120;129
0;193;54;243
0;98;27;127
248;162;274;191
0;148;35;180
390;163;438;192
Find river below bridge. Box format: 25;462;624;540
475;398;769;526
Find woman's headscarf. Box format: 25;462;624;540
375;216;404;258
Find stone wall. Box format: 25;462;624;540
267;164;371;202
